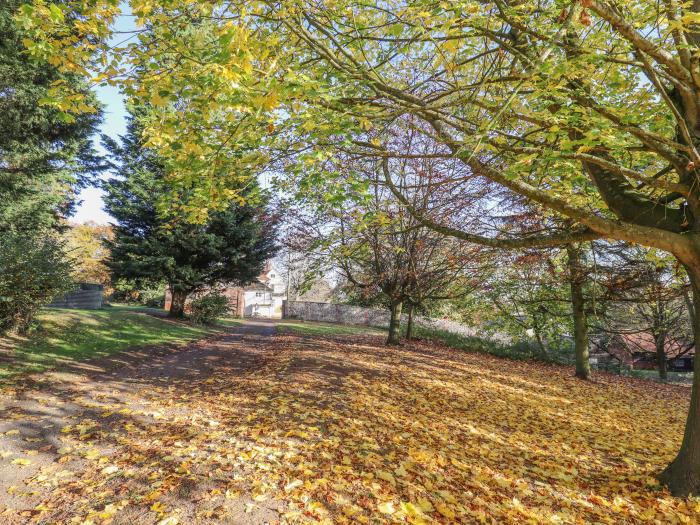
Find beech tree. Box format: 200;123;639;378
284;155;482;346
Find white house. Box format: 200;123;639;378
163;262;287;319
240;264;286;318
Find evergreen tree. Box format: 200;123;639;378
103;117;279;318
0;0;102;232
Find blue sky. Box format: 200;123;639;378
71;84;127;224
72;4;134;225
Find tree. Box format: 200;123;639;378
594;246;693;381
0;232;74;334
64;222;113;290
23;0;700;495
284;155;483;345
1;0;101;233
103;117;279;318
251;3;700;494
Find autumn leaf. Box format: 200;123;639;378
377;501;396;514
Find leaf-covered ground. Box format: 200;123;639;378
0;320;698;524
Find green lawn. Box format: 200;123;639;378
0;306;221;381
276;320;385;337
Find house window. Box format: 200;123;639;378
256;292;263;297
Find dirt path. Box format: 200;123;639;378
0;320;281;524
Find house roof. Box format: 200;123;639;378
593;332;694;364
244;281;273;292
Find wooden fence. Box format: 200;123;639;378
48;283;104;310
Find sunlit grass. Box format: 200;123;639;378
0;306;218;381
276;320;385;337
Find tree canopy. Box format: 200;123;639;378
1;0;101;232
17;0;700;496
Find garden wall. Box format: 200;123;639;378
283;300;510;342
284;300;391;328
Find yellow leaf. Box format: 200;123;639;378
84;449;100;460
377;470;395;484
156;517;179;525
435;502;456;519
284;479;303;492
378;501;396;514
416;497;434;513
437;490;457;504
101;465;119;475
11;458;31;466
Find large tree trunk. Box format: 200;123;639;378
659;264;700;496
566;244;591;380
684;286;696;336
169;288;188;319
405;302;415;341
386;301;403;345
655;331;668;381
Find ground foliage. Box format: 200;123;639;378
0;328;698;524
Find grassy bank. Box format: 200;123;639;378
276;320;385;337
0;306;221;381
405;324;576;365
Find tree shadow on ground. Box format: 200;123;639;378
0;324;695;524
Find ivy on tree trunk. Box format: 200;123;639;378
566;244;591;380
386;301;402;346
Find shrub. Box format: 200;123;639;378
0;232;75;334
407;324;575;365
189;291;230;325
139;283;166;308
109;279;165;307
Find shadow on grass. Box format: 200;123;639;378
0;307;218;382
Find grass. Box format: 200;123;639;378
215;317;246;329
623;368;694;384
276;320;386;337
0;306;222;381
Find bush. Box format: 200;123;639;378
407;324;575;365
189;291;230;325
139;284;166;308
0;232;75;334
109;279;165;307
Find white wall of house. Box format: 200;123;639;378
242;265;286;318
